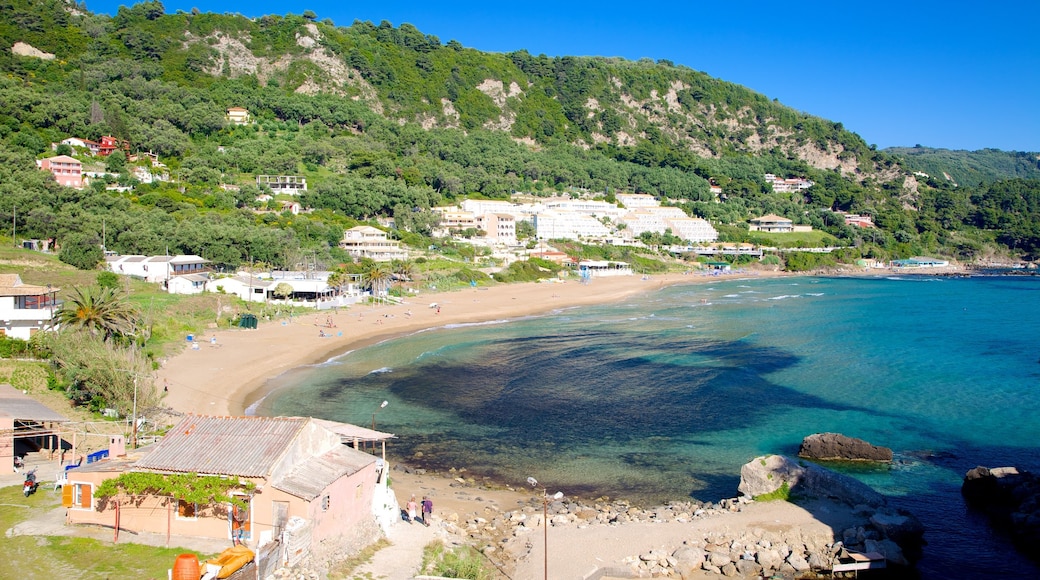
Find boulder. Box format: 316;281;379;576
962;465;1040;561
738;454;885;508
798;432;893;462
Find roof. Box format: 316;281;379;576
171;274;210;283
271;444;376;501
0;274;59;296
134;415;308;477
0;384;70;422
47;155;80;164
752;214;792;222
312;418;395;442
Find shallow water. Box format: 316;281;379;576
256;275;1040;577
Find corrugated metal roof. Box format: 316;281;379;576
0;384;70;421
312;418;395;442
0;275;58;297
271;444;376;501
134;415;306;477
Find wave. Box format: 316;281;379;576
368;367;393;375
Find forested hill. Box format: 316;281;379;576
1;0;1039;268
3;0;888;174
884;147;1040;187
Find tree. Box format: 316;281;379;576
363;262;392;297
272;282;294;300
54;286;140;343
106;150;127;174
55;144;73;156
59;234;104;270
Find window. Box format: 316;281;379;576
177;499;198;519
62;483;92;510
321;495;330;511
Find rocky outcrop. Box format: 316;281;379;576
739;454;886;507
962;465;1040;561
739;455;923;568
10;42;55;60
798;432;893;462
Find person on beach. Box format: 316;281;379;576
421;496;433;526
406;495;418;523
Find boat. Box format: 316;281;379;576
202;545;255;579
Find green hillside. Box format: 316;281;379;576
885;147;1040;187
0;0;1037;267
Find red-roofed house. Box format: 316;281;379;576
98;135;129;157
36;155;83;189
64;415;396;555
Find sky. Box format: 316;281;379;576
86;1;1040;152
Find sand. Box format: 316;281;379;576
156;269;784;417
153;267;880;579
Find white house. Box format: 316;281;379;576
167;274;209;295
205;274;275;303
106;255;209;284
339;226;407;262
0;274;61;340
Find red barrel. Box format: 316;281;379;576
172;554;200;580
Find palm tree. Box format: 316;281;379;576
364;262;393;299
54;286;139;343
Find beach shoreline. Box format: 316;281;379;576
156;268;789;418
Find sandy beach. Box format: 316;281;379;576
157;269;784;418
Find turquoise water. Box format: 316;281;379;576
255;275;1040;577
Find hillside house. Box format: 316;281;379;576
36;155;83;189
764;174;814;193
339;226;407;262
167;274;210;295
98;135;129;157
64;415;395;554
57;137;100;155
0;274;61;340
257;175;307;195
227;107;251;125
106;255;210;284
749;214;795;233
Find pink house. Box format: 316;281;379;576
64;415;393;555
36;155;83;189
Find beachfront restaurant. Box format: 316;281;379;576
577;260;634;278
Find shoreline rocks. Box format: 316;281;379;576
798;432;894;462
962;465;1040;562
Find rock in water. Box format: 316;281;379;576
798;432;893;462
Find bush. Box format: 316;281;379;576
420;541;493;580
97;271;121;289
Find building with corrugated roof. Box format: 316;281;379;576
64;415;396;553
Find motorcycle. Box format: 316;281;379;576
23;468;38;497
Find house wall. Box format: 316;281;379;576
65;472;307;547
307;463;377;548
1;417;13;467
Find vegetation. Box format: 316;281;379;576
0;485;216;580
753;481;792;502
0;0;1036;272
419;541;495;580
96;472;256;507
886;146;1040;187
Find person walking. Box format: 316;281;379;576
406;495;418;524
421;496;433;527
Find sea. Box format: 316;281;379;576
252;274;1040;578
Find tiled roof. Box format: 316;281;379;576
271;444;375;501
134;415;307;477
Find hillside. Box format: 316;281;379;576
0;0;1038;267
885;146;1040;187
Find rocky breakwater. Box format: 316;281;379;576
962;465;1040;562
740;455;924;571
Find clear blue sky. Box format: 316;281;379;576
87;0;1040;152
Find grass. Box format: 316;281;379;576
419;541;495;580
753;481;791;502
0;485;215;580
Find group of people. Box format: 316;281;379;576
405;494;433;526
